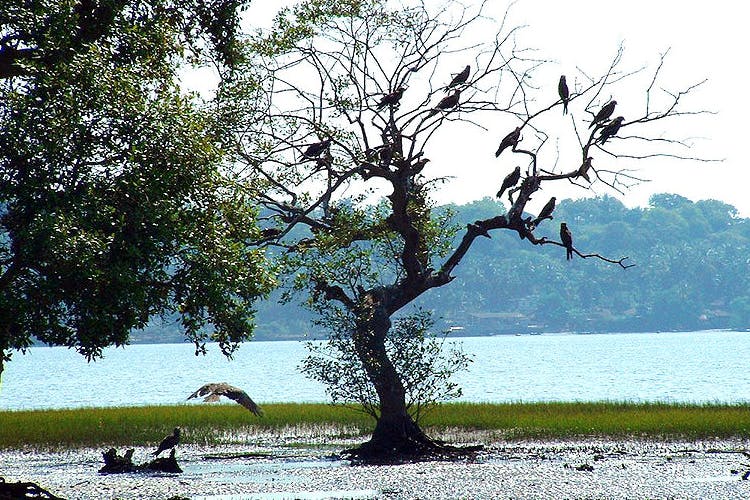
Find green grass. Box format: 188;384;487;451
1;402;749;449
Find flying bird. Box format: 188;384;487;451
447;65;470;89
495;127;521;157
577;157;593;182
154;427;180;457
589;100;617;128
597;116;624;144
560;222;574;260
496;166;521;199
533;197;556;227
302;138;332;158
428;90;461;116
377;86;406;110
188;382;263;416
558;75;569;115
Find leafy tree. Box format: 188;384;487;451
0;0;274;381
223;0;707;460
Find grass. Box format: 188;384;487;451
1;402;749;449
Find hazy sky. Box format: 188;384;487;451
221;1;748;215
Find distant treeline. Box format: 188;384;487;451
133;193;750;343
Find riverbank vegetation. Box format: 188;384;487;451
2;402;749;449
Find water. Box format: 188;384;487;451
1;330;749;410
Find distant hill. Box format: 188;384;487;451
131;193;750;343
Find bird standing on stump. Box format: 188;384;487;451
560;222;574;260
496;166;521;199
495;127;521;157
154;427;180;457
589;100;617;128
447;65;470;89
558;75;569;115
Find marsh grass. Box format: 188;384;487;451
1;402;749;449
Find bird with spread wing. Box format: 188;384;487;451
188;382;263;416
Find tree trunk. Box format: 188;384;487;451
349;295;438;460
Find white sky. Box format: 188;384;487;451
203;1;749;215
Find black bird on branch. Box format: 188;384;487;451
188;382;263;416
558;75;569;115
154;427;180;456
428;89;461;116
496;166;521;199
577;157;593;182
377;86;406;109
589;100;617;128
495;127;521;157
597;116;624;144
302;138;332;158
560;222;574;260
533;197;556;227
447;65;470;89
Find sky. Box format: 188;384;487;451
204;0;749;216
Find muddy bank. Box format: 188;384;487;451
2;433;750;499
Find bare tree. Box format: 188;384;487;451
224;0;710;460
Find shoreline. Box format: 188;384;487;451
2;433;750;499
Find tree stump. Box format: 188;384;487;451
99;448;182;474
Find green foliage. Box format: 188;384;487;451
0;0;273;366
301;309;472;423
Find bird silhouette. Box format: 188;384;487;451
447;65;470;89
302;138;332;158
154;427;180;456
496;166;521;199
597;116;624;144
577;157;593;182
533;197;556;227
495;127;521;157
428;90;461;116
377;86;406;109
560;222;574;260
558;75;569;115
590;100;617;128
188;382;263;416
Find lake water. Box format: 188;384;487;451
1;330;749;411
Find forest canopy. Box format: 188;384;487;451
135;193;750;343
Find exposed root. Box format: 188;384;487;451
342;435;484;464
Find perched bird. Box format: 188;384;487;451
495;127;521;157
589;100;617;128
533;197;556;227
302;138;332;158
377;86;406;110
577;157;593;182
447;65;470;89
428;89;461;116
496;166;521;199
560;222;574;260
188;382;263;416
597;116;624;144
154;427;180;457
558;75;569;115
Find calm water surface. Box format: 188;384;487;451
1;330;749;410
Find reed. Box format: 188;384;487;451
1;402;749;449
